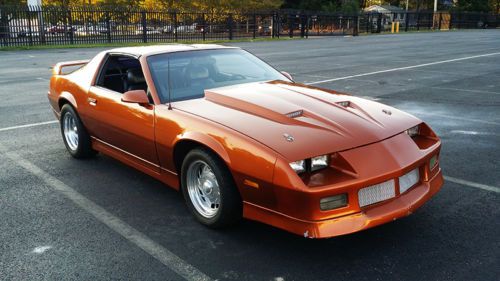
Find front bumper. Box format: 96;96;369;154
244;168;443;238
242;131;443;238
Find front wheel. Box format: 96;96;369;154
181;148;242;228
60;104;96;158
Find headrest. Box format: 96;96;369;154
127;68;146;84
188;66;209;80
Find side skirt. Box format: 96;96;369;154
91;137;180;190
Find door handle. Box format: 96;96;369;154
88;97;97;106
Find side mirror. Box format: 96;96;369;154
281;71;293;81
122;90;149;105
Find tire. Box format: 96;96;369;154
60;104;96;159
181;148;242;228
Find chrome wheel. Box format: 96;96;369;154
186;160;221;218
63;112;79;151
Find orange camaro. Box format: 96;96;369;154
48;45;443;238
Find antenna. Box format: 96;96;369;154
167;57;172;110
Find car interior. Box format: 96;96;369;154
96;54;226;103
152;56;221;102
97;52;272;104
96;55;148;94
150;55;253;102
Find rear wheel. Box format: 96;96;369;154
60;104;96;158
181;148;242;228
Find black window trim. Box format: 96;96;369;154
94;52;152;102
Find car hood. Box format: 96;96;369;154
173;81;421;160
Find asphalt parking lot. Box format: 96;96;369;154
0;30;499;281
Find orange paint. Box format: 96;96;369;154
48;45;443;238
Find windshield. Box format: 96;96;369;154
147;49;289;103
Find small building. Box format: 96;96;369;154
363;5;407;29
364;5;406;14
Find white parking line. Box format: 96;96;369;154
0;144;213;281
306;52;500;85
0;120;58;132
445;176;500;194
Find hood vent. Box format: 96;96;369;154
337;101;350;107
286;110;304;118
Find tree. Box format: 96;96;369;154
454;0;491;12
0;0;26;4
341;0;360;13
282;0;363;12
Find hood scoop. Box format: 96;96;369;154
204;89;348;136
205;90;295;125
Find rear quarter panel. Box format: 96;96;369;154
48;52;106;119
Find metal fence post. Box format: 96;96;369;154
141;10;147;43
365;14;373;33
271;12;276;38
306;15;309;38
173;12;178;42
353;15;359;36
228;14;233;40
201;13;206;41
438;12;442;30
106;11;111;43
405;12;409;32
377;13;382;33
37;5;46;44
252;13;256;39
300;14;305;38
416;11;420;31
26;9;33;46
68;8;74;45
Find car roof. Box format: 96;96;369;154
108;44;237;57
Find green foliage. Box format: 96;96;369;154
0;0;27;4
340;0;497;13
454;0;492;12
3;0;497;13
341;0;360;14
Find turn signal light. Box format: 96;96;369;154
429;155;438;170
320;194;347;211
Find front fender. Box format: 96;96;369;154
174;131;231;166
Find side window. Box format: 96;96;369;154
96;55;148;94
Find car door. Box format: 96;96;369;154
85;54;159;170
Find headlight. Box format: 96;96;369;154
289;160;306;173
290;155;330;174
405;124;420;137
311;155;329;171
